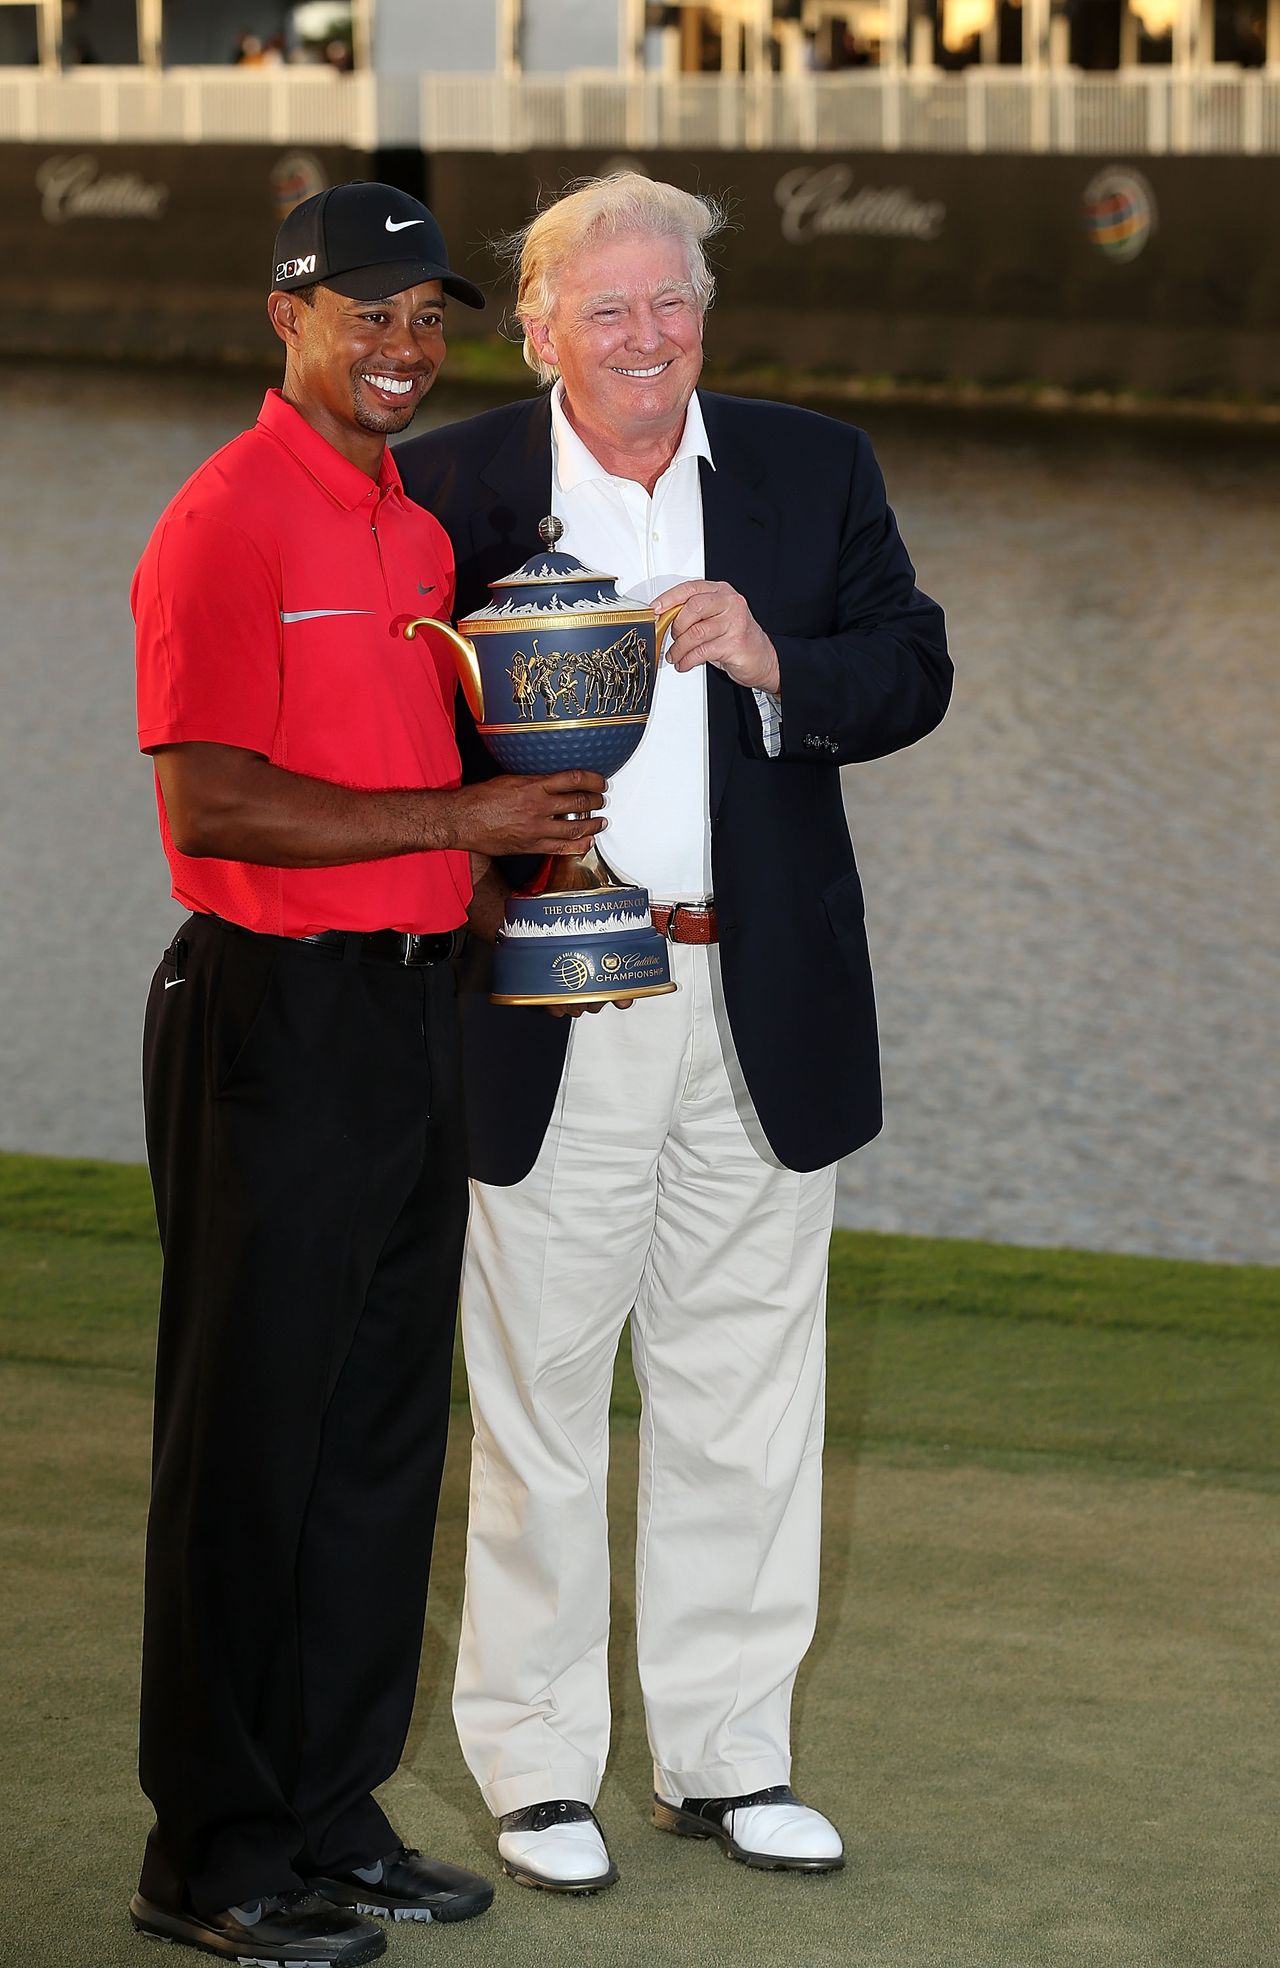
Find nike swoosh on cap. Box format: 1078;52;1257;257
280;609;374;623
385;217;424;233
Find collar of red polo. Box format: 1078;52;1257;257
256;388;404;510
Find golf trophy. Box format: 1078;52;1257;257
404;518;680;1007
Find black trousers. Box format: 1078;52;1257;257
138;913;468;1918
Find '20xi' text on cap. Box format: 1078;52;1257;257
271;181;486;309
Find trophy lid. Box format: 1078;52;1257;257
462;519;629;621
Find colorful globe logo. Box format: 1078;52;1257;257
271;150;327;223
1083;168;1156;264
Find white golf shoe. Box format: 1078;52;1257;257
496;1800;619;1894
653;1785;845;1872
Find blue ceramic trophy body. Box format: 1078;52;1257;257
405;520;680;1007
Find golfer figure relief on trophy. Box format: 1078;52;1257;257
406;515;680;1006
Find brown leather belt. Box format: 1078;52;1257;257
651;901;719;945
594;851;719;947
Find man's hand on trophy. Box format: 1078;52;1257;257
655;580;781;695
445;772;606;857
546;997;636;1019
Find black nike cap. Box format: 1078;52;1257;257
271;181;485;309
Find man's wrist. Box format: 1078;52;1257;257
412;786;460;854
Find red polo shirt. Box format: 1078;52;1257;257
133;389;471;936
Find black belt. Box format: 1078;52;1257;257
294;927;461;966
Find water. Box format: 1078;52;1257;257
1;366;1275;1264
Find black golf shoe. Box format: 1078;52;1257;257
310;1846;493;1925
128;1887;386;1963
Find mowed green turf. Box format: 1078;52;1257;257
1;1150;1277;1968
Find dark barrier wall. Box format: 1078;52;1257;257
0;143;367;365
2;139;1278;395
432;149;1280;398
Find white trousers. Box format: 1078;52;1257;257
452;941;838;1815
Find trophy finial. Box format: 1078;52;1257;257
537;514;564;548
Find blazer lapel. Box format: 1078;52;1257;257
469;396;555;578
698;399;776;821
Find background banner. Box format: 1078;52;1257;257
2;140;1276;393
0;142;364;364
430;148;1280;396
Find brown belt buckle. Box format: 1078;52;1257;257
653;900;717;945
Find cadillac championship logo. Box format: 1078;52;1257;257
775;164;945;245
36;153;168;223
1083;168;1156;264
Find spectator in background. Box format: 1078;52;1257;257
839;27;872;66
63;0;99;65
1233;6;1266;64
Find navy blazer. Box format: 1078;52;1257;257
397;390;951;1182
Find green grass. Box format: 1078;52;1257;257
3;1149;1276;1485
0;1149;158;1242
1;1149;1276;1967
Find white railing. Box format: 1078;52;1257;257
1;66;1280;153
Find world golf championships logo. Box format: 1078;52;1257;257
271;150;327;223
1083;168;1156;264
551;951;595;994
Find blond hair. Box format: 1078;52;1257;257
499;172;726;386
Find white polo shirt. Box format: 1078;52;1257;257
550;382;715;900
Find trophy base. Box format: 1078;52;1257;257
491;981;678;1008
491;883;676;1007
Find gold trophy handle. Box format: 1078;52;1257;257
654;602;683;653
403;617;484;723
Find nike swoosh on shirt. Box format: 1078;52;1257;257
385;217;424;233
417;581;435;595
279;609;374;623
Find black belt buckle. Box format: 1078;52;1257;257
397;929;456;966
